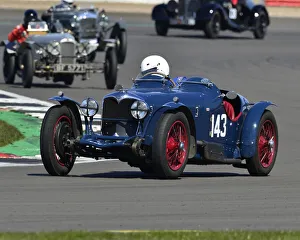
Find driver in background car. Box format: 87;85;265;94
8;9;39;44
41;0;77;22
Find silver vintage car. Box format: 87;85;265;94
42;5;127;64
1;21;118;89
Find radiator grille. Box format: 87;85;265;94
101;98;138;136
79;18;97;39
60;41;75;64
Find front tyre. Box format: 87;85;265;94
104;47;117;89
253;10;268;39
21;48;34;88
152;112;190;179
40;105;77;176
155;21;169;36
204;11;221;39
64;74;74;86
116;30;127;64
246;110;278;176
3;49;16;84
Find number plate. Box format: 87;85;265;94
54;64;87;73
229;8;237;19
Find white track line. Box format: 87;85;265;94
0;158;118;168
1;106;51;112
0;89;54;107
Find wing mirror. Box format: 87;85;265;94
225;91;238;100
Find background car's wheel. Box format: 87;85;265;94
204;11;221;39
116;30;127;64
40;105;78;176
253;10;268;39
152;112;190;179
246;110;278;176
87;51;97;63
63;74;74;86
104;47;117;89
155;21;169;36
3;50;16;84
21;48;34;88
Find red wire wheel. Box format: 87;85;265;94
166;120;189;171
152;112;190;179
258;120;276;168
246;110;278;176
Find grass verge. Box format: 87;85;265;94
0;231;300;240
0;110;41;156
0;119;24;147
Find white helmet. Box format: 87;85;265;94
140;55;170;77
62;0;74;4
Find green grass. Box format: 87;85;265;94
0;119;24;147
0;231;300;240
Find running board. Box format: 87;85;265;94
196;140;242;165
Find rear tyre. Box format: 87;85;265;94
246;110;278;176
253;10;268;39
104;47;117;89
155;21;169;36
21;48;34;88
40;105;78;176
204;11;221;39
3;50;16;84
152;112;190;179
116;30;127;64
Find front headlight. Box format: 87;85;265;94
46;41;60;56
80;98;99;117
76;42;89;56
130;100;149;120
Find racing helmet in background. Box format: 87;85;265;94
61;0;74;5
140;55;170;77
23;9;38;28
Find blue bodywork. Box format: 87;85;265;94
50;75;275;165
152;0;270;33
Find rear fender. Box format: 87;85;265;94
151;4;169;21
240;101;276;158
49;96;83;136
249;5;270;26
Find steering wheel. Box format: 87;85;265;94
141;71;176;87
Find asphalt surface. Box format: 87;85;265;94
0;10;300;231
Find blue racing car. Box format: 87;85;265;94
40;55;278;179
152;0;270;39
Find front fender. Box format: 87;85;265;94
151;4;169;21
196;3;226;21
110;21;126;38
49;96;83;136
143;103;186;145
250;5;270;26
240;101;276;158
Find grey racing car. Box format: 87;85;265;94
1;21;118;89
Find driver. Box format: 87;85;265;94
8;9;38;44
41;0;77;22
140;55;170;79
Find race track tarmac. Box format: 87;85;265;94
0;10;300;231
